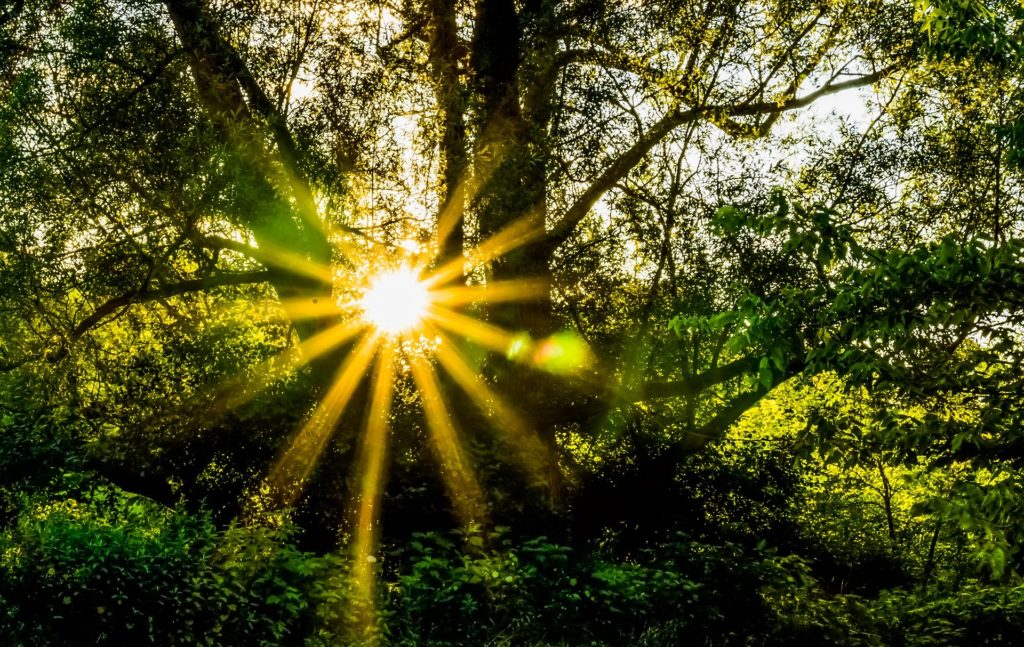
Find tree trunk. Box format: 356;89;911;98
877;458;898;547
921;518;943;584
468;0;569;506
165;0;342;380
429;0;468;267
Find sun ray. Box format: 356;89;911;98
275;296;351;322
430;118;517;264
265;332;380;508
216;319;366;415
324;222;369;267
226;182;574;626
429;278;549;308
275;158;364;270
408;353;487;526
427;303;526;355
427;325;550;483
241;239;336;286
432;177;470;258
350;342;397;633
284;319;367;368
424;212;545;288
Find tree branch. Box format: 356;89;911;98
547;109;695;246
689;387;773;445
162;0;350;266
70;271;272;342
634;356;759;400
687;359;806;447
722;64;898;118
545;64;899;248
197;234;262;260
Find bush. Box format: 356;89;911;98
869;584;1024;646
761;580;1024;646
6;482;1024;646
0;482;350;646
384;528;817;645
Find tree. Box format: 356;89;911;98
2;0;1023;554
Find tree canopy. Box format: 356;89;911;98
2;0;1024;644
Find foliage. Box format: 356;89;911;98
9;483;1024;647
0;482;352;646
385;527;811;645
1;0;1024;644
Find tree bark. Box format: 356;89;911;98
469;0;566;504
428;0;469;268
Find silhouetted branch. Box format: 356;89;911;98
71;271;272;342
546;64;899;247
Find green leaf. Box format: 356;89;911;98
758;358;773;389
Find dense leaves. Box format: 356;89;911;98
2;0;1024;644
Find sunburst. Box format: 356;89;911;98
224;213;593;637
358;267;430;335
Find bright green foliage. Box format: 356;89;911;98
915;0;1022;63
0;482;352;645
916;0;1024;168
2;0;1024;643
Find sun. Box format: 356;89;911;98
242;215;592;634
359;267;430;335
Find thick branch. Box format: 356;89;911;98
546;64;898;247
687;359;806;447
634;356;759;400
71;271;272;341
162;0;343;266
547;109;693;245
197;234;262;260
688;386;774;445
536;355;761;428
164;1;298;174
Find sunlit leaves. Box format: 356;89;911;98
915;0;1023;64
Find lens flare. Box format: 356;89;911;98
360;267;429;335
226;205;599;639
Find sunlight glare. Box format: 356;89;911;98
408;353;487;524
360;267;429;335
351;343;397;632
265;332;380;508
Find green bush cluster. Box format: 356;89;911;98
5;482;1024;645
868;584;1024;646
0;483;351;646
765;582;1024;646
384;529;798;645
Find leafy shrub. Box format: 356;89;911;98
6;482;1024;646
761;581;1024;646
869;584;1024;646
0;482;350;646
384;528;817;645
